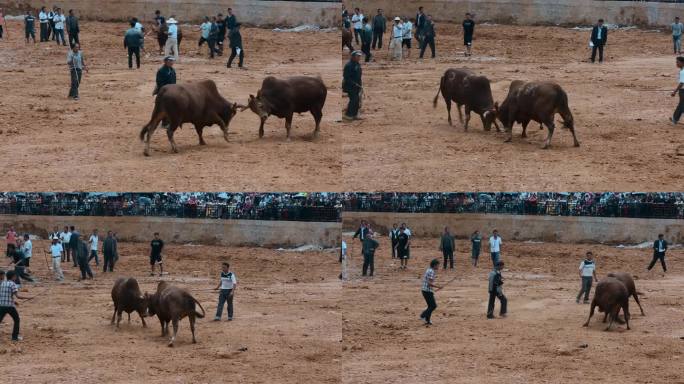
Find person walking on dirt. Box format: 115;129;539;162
164;17;179;62
150;232;164;276
0;270;33;342
489;229;502;266
590;18;607;63
420;259;442;326
68;226;80;267
76;238;93;280
20;234;32;268
213;262;237;321
8;244;34;284
226;22;244;68
88;229;99;267
673;17;683;55
216;13;226;55
390;17;403;61
351;8;363;45
24;10;37;44
576;251;597;304
670;56;684;124
419;15;436;59
362;232;379;277
66;9;79;47
401;16;413;58
225;8;237;35
102;230;118;273
397;223;411;270
352;220;369;244
470;230;481;267
67;43;87;100
372;9;386;50
52;8;66;46
342;51;363;121
439;226;455;270
207;16;220;59
6;226;17;259
462;12;475;57
487;261;507;319
49;237;64;281
124;21;144;69
647;234;668;273
153;10;167;55
389;223;399;259
361;17;372;62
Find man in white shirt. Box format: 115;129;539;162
213;262;237;321
489;229;502;266
672;17;683;55
670;56;684;124
164;18;179;62
401;17;413;58
39;6;49;42
60;226;72;263
21;234;32;268
49;238;64;281
576;251;597;304
390;17;403;60
88;229;99;267
351;8;363;45
53;8;66;46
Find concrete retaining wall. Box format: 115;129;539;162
343;211;684;244
0;215;341;248
343;0;684;27
1;0;340;26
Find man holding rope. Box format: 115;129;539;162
67;43;88;100
342;51;363;121
0;270;33;342
420;259;442;326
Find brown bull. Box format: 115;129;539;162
606;272;645;316
583;277;630;331
342;28;354;52
146;281;206;347
139;80;246;156
433;68;498;131
111;277;149;328
495;80;580;149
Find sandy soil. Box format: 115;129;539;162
341;234;684;384
0;239;341;383
341;23;684;191
0;21;341;191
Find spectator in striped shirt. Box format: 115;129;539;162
577;251;597;304
420;259;442;326
0;270;33;341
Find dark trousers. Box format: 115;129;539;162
215;289;234;319
647;252;667;272
208;39;218;58
362;41;371;62
69;68;82;98
71;246;78;266
63;247;71;263
157;33;168;51
88;250;99;266
103;252;116;272
673;90;684;122
69;32;79;47
487;291;507;317
372;29;383;49
78;258;93;279
490;252;500;266
128;46;141;68
577;276;593;302
55;29;66;45
591;43;604;63
362;252;375;276
227;47;244;67
26;29;36;42
391;240;398;258
40;23;49;41
420;290;437;323
0;25;3;39
419;35;435;58
442;249;454;269
15;266;34;283
346;88;360;117
353;28;361;44
49;21;55;39
0;306;20;340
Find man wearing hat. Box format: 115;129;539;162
342;51;363;121
390;17;403;61
487;261;507;319
164;17;179;62
154;56;176;95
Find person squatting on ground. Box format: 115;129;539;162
647;234;668;272
487;261;507;319
0;270;33;342
49;237;64;281
227;23;244;68
576;251;597;304
124;21;144;69
103;231;118;273
489;229;502;266
150;232;164;276
214;262;237;321
362;232;379;277
67;43;87;100
470;230;481;267
439;226;455;270
420;259;442;326
670;56;684;124
342;51;363;121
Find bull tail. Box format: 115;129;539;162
139;99;167;141
432;75;444;109
193;297;206;318
556;88;574;129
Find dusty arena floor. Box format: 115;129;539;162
0;21;341;191
341;24;684;191
341;234;684;383
0;240;341;383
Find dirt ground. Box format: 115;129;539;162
341;23;684;191
0;21;341;191
341;234;684;384
0;239;341;383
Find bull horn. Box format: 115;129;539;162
236;103;249;111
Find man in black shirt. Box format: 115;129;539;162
154;10;167;55
227;23;244;68
647;234;668;272
415;6;425;44
66;9;79;47
396;224;410;270
225;8;237;35
342;51;363;121
372;9;386;50
389;223;399;259
419;15;436;59
154;56;176;95
216;13;226;55
462;13;475;57
150;232;164;276
25;11;36;44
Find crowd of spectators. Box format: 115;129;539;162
343;192;684;219
0;193;342;222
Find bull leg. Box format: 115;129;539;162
605;307;618;331
116;310;123;328
111;304;117;325
128;313;131;323
568;124;580;147
285;115;293;141
167;122;180;153
311;108;322;138
258;117;266;138
602;312;608;323
190;315;197;344
464;107;471;131
582;300;596;327
633;293;645;316
521;120;530;138
623;302;631;330
195;125;206;145
169;318;179;347
143;123;159;157
159;320;165;336
456;103;464;124
139;311;147;328
445;99;452;126
493;120;501;133
542;120;555;149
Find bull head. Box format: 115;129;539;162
248;94;269;120
483;109;496;131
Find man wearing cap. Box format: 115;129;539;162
124;20;144;69
342;51;362;121
154;56;176;95
390;17;403;61
164;17;179;62
487;261;507;319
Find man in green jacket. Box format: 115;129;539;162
124;21;144;69
342;51;363;121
